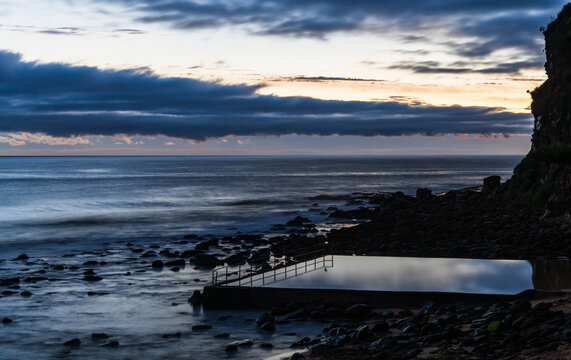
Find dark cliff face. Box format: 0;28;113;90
507;3;571;212
530;3;571;153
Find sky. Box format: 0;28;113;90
0;0;568;155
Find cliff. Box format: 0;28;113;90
507;3;571;213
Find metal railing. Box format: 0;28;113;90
211;245;333;287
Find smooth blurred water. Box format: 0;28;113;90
0;156;522;248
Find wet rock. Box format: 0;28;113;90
87;292;109;296
83;260;99;266
288;352;304;360
291;337;311;348
260;322;275;331
483;175;501;192
195;239;219;250
286;216;310;227
346;304;372;318
92;333;109;339
2;317;13;324
416;188;433;201
228;339;253;348
169;266;180;272
183;234;199;239
225;344;238;352
214;333;230;338
82;276;103;281
188;290;202;306
192;324;212;330
64;338;81;347
23;277;48;282
194;254;218;268
2;290;18;295
260;343;274;348
20;291;32;297
51;264;65;270
256;312;275;327
0;278;20;286
151;260;164;269
161;332;181;338
224;253;247;265
309;343;333;355
99;340;119;347
12;254;29;261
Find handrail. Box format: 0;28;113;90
211;244;333;287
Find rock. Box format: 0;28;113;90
288;353;304;360
346;304;372;318
228;339;253;347
309;343;333;355
416;188;433;201
483;176;501;192
169;266;180;272
165;259;186;267
2;317;13;324
194;254;218;268
20;291;32;297
64;338;81;346
82;276;103;281
260;343;274;348
188;290;202;306
12;254;28;261
83;260;99;266
151;260;164;269
291;337;311;348
225;344;238;352
260;322;275;331
0;278;20;286
214;333;230;338
195;239;219;250
356;325;370;339
256;312;275;327
92;333;109;339
508;299;531;315
192;324;212;330
286;216;310;226
99;341;119;347
183;234;199;239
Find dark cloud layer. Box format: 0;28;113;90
92;0;566;64
0;51;532;141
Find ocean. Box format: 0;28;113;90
0;156;522;249
0;155;525;360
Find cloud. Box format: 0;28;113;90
277;76;385;82
0;50;533;145
87;0;567;62
37;27;85;36
388;59;543;74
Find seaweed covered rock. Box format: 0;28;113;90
507;4;571;213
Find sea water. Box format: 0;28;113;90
0;155;523;359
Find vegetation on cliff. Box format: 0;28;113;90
507;3;571;210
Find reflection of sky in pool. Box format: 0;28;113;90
266;256;534;295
